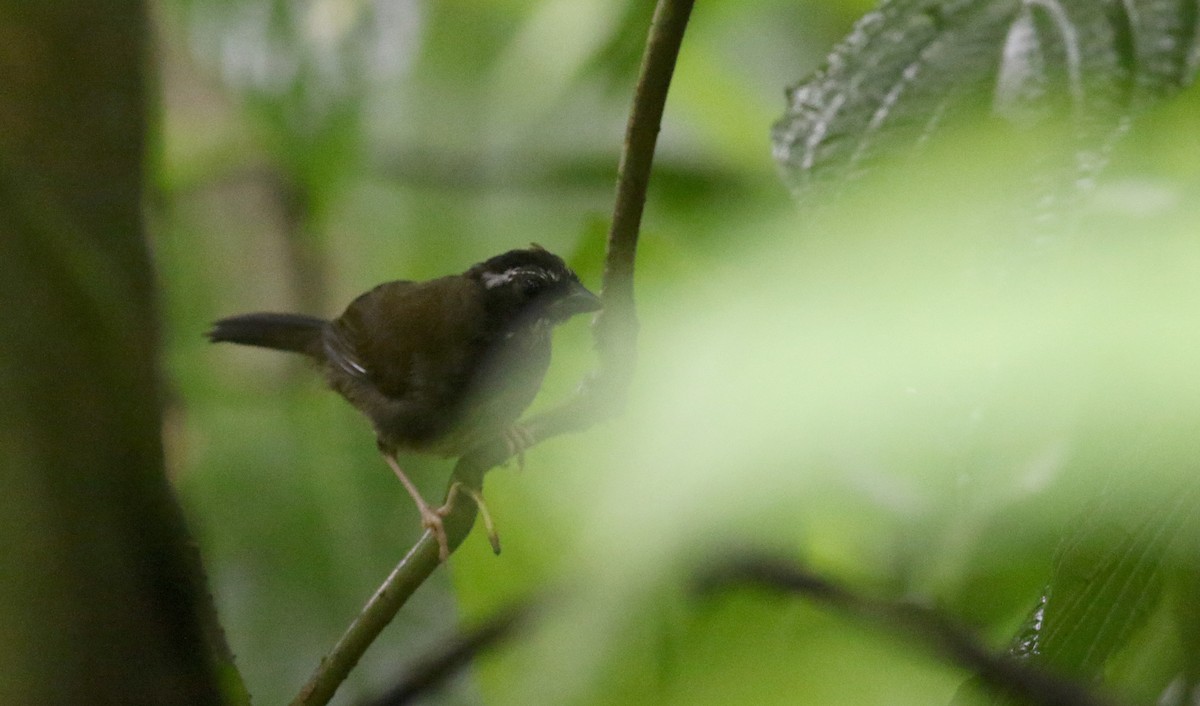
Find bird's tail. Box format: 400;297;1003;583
207;313;327;359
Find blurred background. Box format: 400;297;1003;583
150;0;1200;705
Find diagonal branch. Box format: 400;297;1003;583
290;2;695;704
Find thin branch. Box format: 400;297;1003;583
290;2;695;704
698;556;1123;706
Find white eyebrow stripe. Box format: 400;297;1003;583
481;266;562;289
482;270;516;288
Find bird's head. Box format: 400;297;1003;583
468;245;601;325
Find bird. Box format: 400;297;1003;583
208;245;601;561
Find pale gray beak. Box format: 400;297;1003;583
549;281;601;321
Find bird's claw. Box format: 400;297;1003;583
419;506;451;562
439;482;501;555
502;425;535;470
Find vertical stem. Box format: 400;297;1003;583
596;0;695;393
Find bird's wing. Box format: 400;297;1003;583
325;279;419;384
321;324;371;379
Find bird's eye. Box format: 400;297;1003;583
519;276;545;297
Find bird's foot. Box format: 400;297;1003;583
440;482;501;555
501;425;535;471
384;453;453;562
418;503;452;562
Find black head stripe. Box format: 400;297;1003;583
469;247;575;287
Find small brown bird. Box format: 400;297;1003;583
208;245;601;560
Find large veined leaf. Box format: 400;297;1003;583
772;2;1200;703
953;478;1200;705
773;0;1200;200
943;51;1200;706
1030;482;1199;676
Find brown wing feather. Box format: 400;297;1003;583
327;277;493;450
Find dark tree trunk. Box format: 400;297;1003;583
0;3;224;703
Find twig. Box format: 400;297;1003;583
698;556;1122;706
290;2;695;704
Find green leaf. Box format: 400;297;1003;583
1030;489;1185;675
773;0;1200;199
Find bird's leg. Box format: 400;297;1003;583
441;482;501;555
383;454;451;562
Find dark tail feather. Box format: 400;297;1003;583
207;313;327;358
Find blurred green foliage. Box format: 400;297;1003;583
152;1;1200;705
